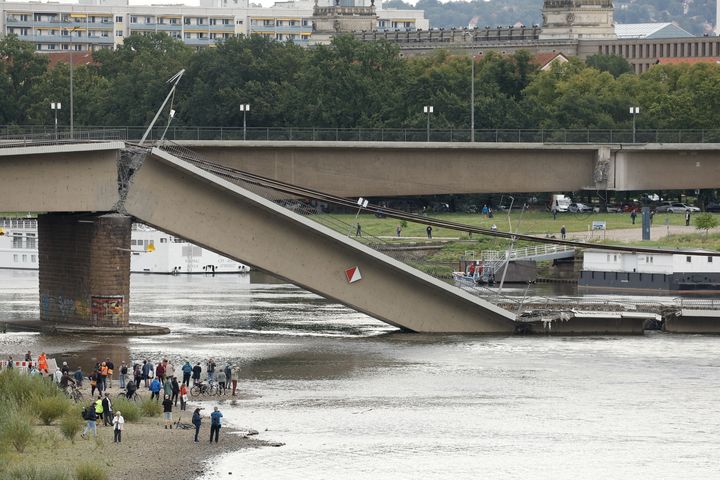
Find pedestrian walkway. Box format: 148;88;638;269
566;225;697;242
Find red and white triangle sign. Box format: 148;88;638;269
344;266;362;283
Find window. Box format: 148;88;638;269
131;16;138;23
184;32;190;38
209;18;217;25
116;16;123;22
12;235;23;249
709;256;713;263
116;30;123;37
13;254;18;263
687;256;692;263
184;18;191;25
31;255;36;263
160;238;167;244
145;17;152;24
26;235;36;249
22;255;27;263
198;18;204;25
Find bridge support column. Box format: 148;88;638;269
38;213;131;326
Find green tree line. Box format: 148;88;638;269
2;32;720;130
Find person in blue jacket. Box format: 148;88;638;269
181;361;193;386
149;377;162;402
192;408;202;443
210;406;223;443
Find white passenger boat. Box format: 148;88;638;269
0;218;250;274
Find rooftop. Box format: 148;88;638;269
615;23;695;40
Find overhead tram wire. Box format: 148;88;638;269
149;141;720;258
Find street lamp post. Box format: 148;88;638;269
240;104;250;140
423;105;433;142
66;23;81;140
50;102;62;140
630;106;640;143
470;55;475;142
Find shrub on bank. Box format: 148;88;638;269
113;397;141;422
59;411;83;443
75;463;108;480
139;397;162;417
0;369;60;404
1;408;34;453
3;464;72;480
32;394;71;425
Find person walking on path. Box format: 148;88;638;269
426;225;432;239
81;404;97;439
560;225;567;240
210;406;223;443
631;210;637;224
150;377;162;402
112;411;124;443
94;396;104;425
192;362;202;386
162;395;174;429
551;207;557;220
355;223;362;237
685;209;691;226
396;225;402;237
192;408;202;443
181;361;192;386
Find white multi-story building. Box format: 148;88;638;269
0;0;428;52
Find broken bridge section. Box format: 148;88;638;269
121;147;516;334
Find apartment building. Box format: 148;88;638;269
0;0;427;52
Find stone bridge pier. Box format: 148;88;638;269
38;212;131;327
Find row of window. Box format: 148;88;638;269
11;234;36;249
250;19;310;27
12;254;36;263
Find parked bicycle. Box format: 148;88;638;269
190;380;219;397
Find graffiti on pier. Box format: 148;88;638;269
91;296;125;325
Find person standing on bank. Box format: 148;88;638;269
560;225;567;239
210;406;223;443
685;209;691;226
112;411;124;443
630;210;637;225
162;395;173;429
119;361;128;389
551;207;557;220
426;225;432;239
192;408;202;443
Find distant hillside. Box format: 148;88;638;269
382;0;718;36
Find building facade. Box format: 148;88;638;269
0;0;428;52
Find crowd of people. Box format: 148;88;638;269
4;352;229;444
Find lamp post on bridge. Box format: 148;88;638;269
630;106;640;143
50;102;62;140
423;105;433;142
240;103;250;140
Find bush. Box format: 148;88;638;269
1;409;34;453
0;369;60;405
59;411;84;443
4;464;72;480
32;394;71;425
75;463;108;480
139;397;161;417
113;397;141;422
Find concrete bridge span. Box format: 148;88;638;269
0;142;516;333
178;141;720;196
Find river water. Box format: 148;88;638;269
1;271;719;479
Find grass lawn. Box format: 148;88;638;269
319;210;712;239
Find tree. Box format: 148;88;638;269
585;54;633;78
694;212;718;236
0;34;49;125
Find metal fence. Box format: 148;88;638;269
3;125;720;144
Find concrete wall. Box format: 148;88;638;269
0;143;123;212
179;141;599;196
38;213;131;326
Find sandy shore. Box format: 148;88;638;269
5;383;274;480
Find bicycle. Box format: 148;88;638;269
65;384;83;403
116;389;140;401
190;380;218;397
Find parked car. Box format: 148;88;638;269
655;202;700;213
705;203;720;213
568;202;593;213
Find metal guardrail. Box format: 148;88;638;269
480;244;574;262
0;129;125;148
4;126;720;144
677;298;720;310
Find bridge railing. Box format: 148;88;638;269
4;126;720;144
0;129;126;148
677;298;720;310
479;244;574;262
